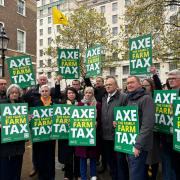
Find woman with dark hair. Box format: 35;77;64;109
142;67;162;180
0;84;25;180
58;87;81;180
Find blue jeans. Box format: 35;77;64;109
127;151;147;180
80;158;96;180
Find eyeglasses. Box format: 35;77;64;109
0;83;7;85
143;85;151;87
167;78;180;81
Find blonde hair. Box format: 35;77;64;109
40;84;50;93
6;84;22;97
84;86;94;95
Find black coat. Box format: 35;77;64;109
0;98;25;158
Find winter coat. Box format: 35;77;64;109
127;88;155;151
101;90;127;140
0;98;25;158
75;101;101;159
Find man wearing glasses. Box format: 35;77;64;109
168;69;180;180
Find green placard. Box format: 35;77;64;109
85;45;102;78
173;100;180;152
0;103;30;143
129;34;152;75
51;104;71;139
114;106;139;154
29;106;53;142
154;90;178;134
6;55;36;88
69;106;96;146
57;48;80;79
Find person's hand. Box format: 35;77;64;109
56;75;63;82
134;148;140;157
28;114;34;121
113;121;117;128
150;66;157;75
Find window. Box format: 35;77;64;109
39;39;43;46
0;0;4;6
169;62;177;71
39;60;43;67
40;19;43;26
48;37;52;45
17;0;25;16
48;27;51;34
112;27;118;36
48;7;51;15
47;59;51;67
40;9;43;17
42;0;46;5
48;17;51;24
100;6;105;13
112;15;118;24
170;15;177;24
47;72;51;78
0;22;4;31
57;25;60;31
112;52;118;60
112;2;118;11
170;5;177;11
125;0;131;6
17;29;26;52
122;78;127;91
110;67;116;76
39;49;43;57
40;29;43;36
57;4;60;10
112;40;118;46
123;65;129;75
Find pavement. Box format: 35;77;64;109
21;142;111;180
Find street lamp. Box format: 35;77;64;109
0;27;9;77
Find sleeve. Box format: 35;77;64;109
135;96;155;150
84;78;93;87
153;74;162;90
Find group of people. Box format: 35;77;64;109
0;67;180;180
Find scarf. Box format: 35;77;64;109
81;97;97;106
41;96;52;106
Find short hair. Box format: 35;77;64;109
106;76;118;86
168;69;180;78
40;84;50;92
6;84;22;97
127;76;141;84
96;76;104;83
72;79;80;85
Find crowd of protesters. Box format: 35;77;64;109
0;67;180;180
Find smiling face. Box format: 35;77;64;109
67;89;76;101
84;89;93;100
127;76;141;92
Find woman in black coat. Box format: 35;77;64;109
0;84;25;180
30;84;57;180
58;87;81;180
